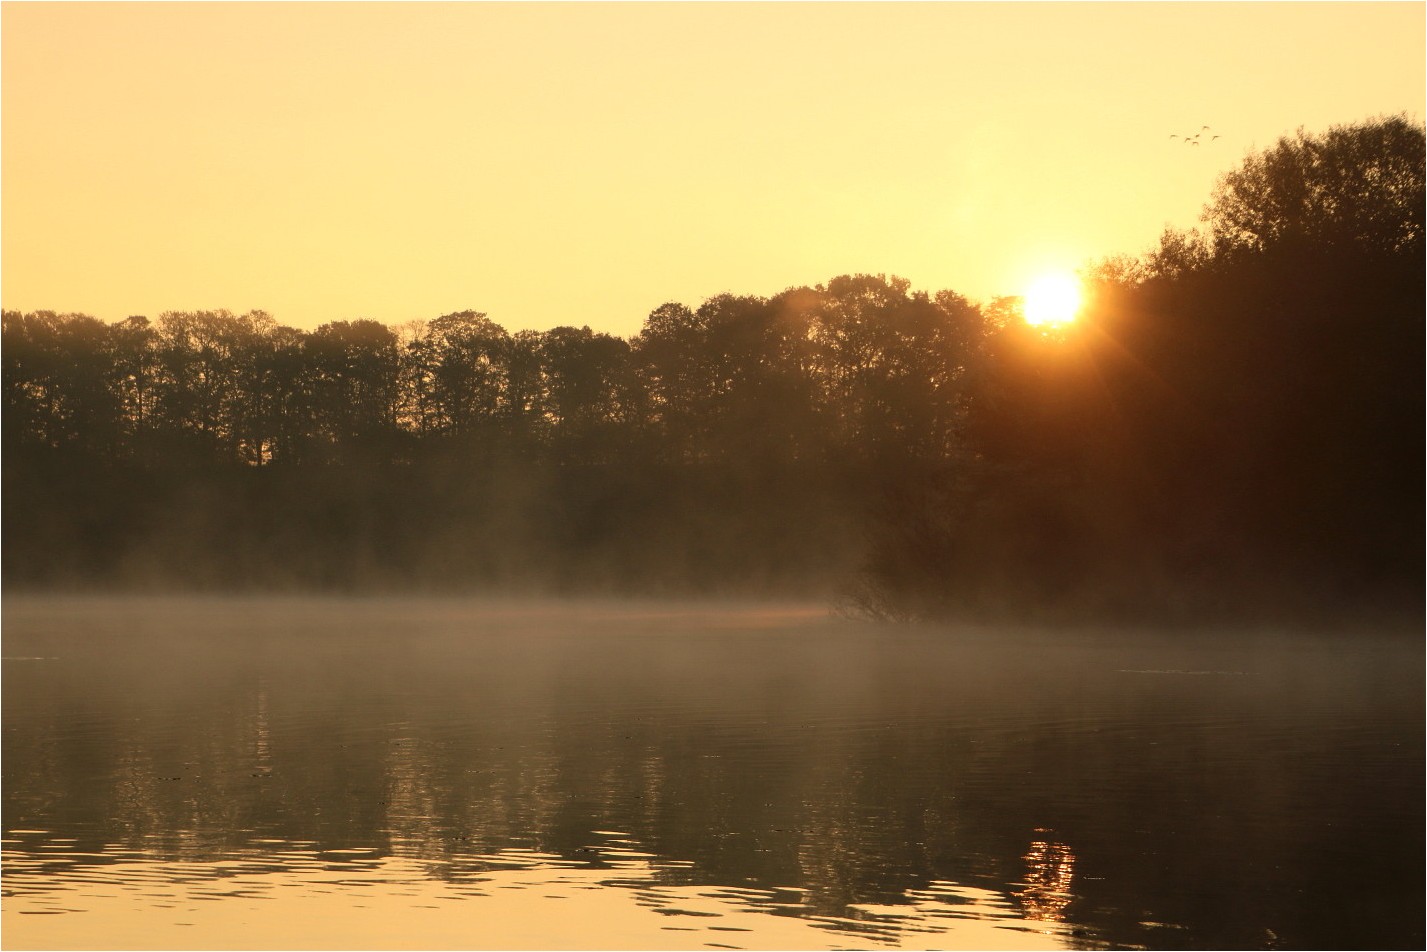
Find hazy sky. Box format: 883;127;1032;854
3;2;1422;336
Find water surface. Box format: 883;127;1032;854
3;597;1421;949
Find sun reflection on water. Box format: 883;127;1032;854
1015;830;1077;923
6;597;1421;950
3;829;1081;951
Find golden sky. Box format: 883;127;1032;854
3;2;1422;336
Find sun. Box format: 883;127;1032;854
1023;273;1082;326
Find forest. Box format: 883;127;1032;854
4;116;1422;624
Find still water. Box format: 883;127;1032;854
3;597;1421;950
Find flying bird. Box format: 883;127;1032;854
1211;135;1221;141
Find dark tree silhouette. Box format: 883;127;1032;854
847;117;1424;622
404;310;510;440
1204;114;1423;257
305;319;402;461
3;117;1420;623
538;325;641;463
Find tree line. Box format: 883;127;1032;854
3;278;979;472
5;116;1422;622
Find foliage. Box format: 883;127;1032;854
1204;114;1424;258
3;117;1421;623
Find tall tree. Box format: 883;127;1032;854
403;311;510;441
538;325;640;462
1204;114;1424;258
305;320;401;460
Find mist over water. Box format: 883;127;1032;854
4;596;1421;950
2;20;1422;951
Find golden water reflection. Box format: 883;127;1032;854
4;597;1422;951
4;832;1077;951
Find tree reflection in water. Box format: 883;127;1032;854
2;597;1422;950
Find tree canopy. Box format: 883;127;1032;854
5;117;1422;624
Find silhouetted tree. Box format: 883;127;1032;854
538;326;641;463
1204;114;1424;258
108;315;159;459
808;275;980;463
502;329;550;449
3;118;1418;620
305;319;401;461
1077;117;1422;614
633;301;715;461
148;310;277;464
403;310;510;442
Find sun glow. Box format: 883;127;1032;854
1023;273;1082;326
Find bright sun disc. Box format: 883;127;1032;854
1023;273;1082;326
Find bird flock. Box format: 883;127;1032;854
1170;126;1220;146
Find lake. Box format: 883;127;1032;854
3;596;1421;950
